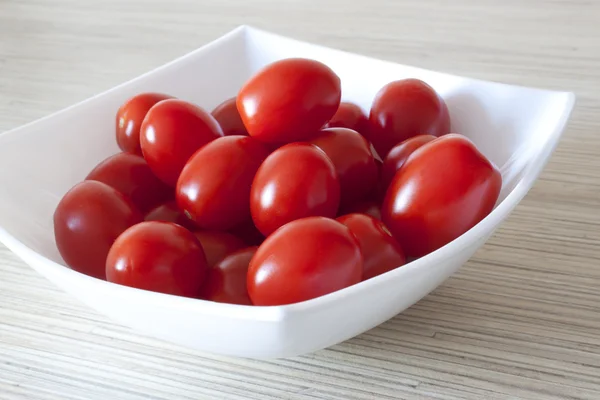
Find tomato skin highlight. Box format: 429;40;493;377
310;127;378;207
326;101;369;135
380;134;437;197
211;97;248;136
250;143;341;237
54;181;143;280
140;99;223;186
106;221;208;297
199;246;257;305
237;58;341;144
177;136;270;231
337;213;406;280
248;217;362;306
116;93;173;155
382;134;501;257
193;231;246;267
86;152;173;214
368;79;450;158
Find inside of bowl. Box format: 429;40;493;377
0;26;573;267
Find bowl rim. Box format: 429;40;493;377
0;25;577;322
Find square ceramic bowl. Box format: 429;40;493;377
0;26;575;359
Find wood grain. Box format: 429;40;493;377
1;0;599;399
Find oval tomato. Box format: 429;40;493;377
177;135;270;230
116;93;172;155
250;143;340;236
140;99;223;186
86;153;172;213
309;127;378;206
211;97;248;136
199;246;257;305
337;213;406;280
382;134;501;257
54;181;142;279
106;221;207;297
248;217;362;306
368;79;450;158
380;134;436;196
326;101;369;135
237;58;341;144
145;201;198;231
193;231;246;267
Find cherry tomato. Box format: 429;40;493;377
106;221;207;297
248;217;362;306
211;97;248;136
54;181;142;279
250;143;340;236
337;213;406;280
368;79;450;158
86;153;173;213
310;127;378;206
116;93;172;155
380;134;436;196
229;220;265;246
199;246;257;305
339;200;382;220
145;201;197;231
193;231;246;267
382;134;501;257
237;58;341;144
326;101;369;135
177;136;270;230
140;99;223;186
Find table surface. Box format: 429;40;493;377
1;1;599;399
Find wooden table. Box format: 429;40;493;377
1;1;599;399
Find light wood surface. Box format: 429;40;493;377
1;1;599;399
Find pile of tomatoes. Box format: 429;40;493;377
53;58;502;306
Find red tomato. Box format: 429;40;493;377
140;99;223;186
199;246;257;305
237;58;341;144
250;143;341;236
382;134;501;257
211;97;248;136
229;220;265;246
145;201;198;231
339;200;382;220
86;153;172;213
248;217;362;306
380;134;436;196
310;127;378;206
116;93;172;155
193;231;246;267
54;181;142;279
326;101;369;135
368;79;450;158
106;221;207;297
177;136;270;230
337;213;406;280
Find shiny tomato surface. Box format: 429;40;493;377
368;79;450;158
326;101;369;135
248;217;362;306
237;58;341;144
211;97;248;136
337;213;406;280
250;143;341;236
140;99;223;186
116;93;172;155
106;221;207;297
199;246;257;305
54;181;142;279
86;152;172;213
382;134;501;257
177;135;270;231
145;201;198;231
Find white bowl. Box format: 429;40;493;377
0;26;575;359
